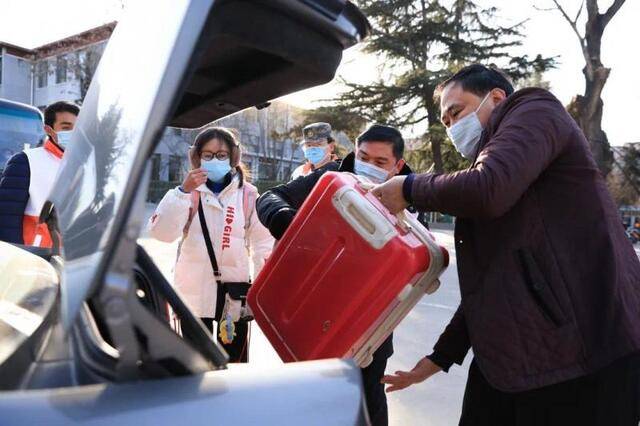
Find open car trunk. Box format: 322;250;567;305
171;0;367;127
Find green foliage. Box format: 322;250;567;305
405;123;470;173
254;180;285;194
301;106;368;143
608;144;640;206
621;144;640;187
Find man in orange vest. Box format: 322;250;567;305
0;100;79;246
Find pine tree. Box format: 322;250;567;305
335;0;555;173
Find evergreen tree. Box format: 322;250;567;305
335;0;555;173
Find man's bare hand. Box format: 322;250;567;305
371;175;409;214
181;168;208;193
381;357;442;393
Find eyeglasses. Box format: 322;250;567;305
200;150;230;161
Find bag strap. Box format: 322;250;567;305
197;197;223;285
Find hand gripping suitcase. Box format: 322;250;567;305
248;172;449;367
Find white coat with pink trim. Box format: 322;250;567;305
148;175;274;318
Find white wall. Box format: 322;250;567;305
33;56;81;108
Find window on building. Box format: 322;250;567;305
56;55;67;84
0;56;3;85
151;154;162;181
36;61;48;88
168;155;182;182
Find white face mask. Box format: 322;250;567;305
354;158;392;184
446;92;491;160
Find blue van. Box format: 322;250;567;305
0;98;45;170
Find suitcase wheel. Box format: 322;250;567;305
425;279;441;295
359;353;374;368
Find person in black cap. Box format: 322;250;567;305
257;124;412;426
290;122;338;180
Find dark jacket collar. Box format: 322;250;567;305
472;88;562;165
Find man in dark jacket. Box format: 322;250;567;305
257;124;412;426
375;64;640;425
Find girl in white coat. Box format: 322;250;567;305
148;126;273;362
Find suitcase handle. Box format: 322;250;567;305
357;180;411;233
332;187;397;250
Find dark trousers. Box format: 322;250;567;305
361;335;394;426
459;353;640;426
200;317;249;363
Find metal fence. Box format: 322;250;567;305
147;180;180;203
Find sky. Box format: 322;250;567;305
1;0;638;145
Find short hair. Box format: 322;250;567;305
435;64;514;102
356;124;404;159
44;101;80;127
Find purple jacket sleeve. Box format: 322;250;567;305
426;304;470;371
410;100;572;218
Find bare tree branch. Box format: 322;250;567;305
551;0;585;42
586;0;598;19
550;0;592;78
601;0;626;28
533;5;556;12
574;0;585;23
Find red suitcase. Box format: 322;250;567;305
248;172;449;367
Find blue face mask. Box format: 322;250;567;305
354;158;391;184
56;130;73;149
303;146;328;166
202;158;232;182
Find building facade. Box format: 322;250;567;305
1;23;307;187
0;23;115;108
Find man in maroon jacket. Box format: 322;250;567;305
373;64;640;425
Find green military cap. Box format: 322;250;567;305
302;122;332;143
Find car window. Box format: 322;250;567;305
0;103;44;170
